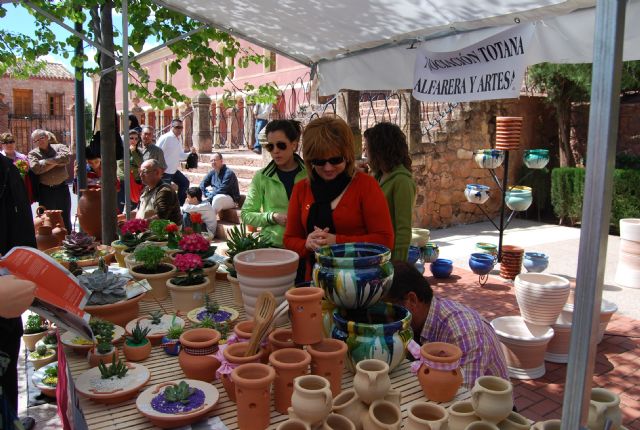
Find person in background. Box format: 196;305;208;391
182;187;217;236
199;152;240;234
139;125;167;170
0;132;28;163
73;146;121;193
252;102;273;154
185;147;199;170
136;159;182;225
156;118;192;205
384;261;509;389
242;120;306;247
0;132;36;203
117;129;144;213
27;129;73;232
364;123;416;261
129;114;142;133
283;116;394;281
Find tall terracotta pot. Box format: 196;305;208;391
219;342;263;402
307;338;348;397
269;328;299;352
77;188;102;240
269;348;311;414
417;342;463;402
178;328;221;382
232;363;276;430
36;225;60;250
52;224;67;244
129;263;176;301
285;286;325;345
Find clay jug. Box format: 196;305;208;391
467;423;501;430
232;363;276;430
418;341;463;402
290;375;333;428
323;413;355;430
285;286;324;345
471;376;514;424
269;328;299;352
332;389;368;430
77;188;102;240
269;348;311;414
276;419;311;430
360;399;401;430
448;400;480;430
34;206;46;230
52;223;67;244
307;338;348;396
36;225;59;251
178;328;221;382
45;209;64;229
498;411;532;430
353;359;390;405
531;420;561;430
405;402;448;430
587;388;622;430
219;342;263;402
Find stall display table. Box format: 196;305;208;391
66;279;470;429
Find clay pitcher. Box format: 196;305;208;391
178;328;221;382
36;225;59;250
307;338;348;397
360;399;401;430
587;388;622;430
405;402;448;430
219;342;263;402
77;188;102;240
498;411;532;430
44;209;64;229
269;348;311;414
448;401;480;430
232;363;276;430
418;341;463;402
471;376;514;424
290;375;333;428
285;286;324;345
332;389;368;430
52;223;67;244
34;206;46;230
353;359;390;405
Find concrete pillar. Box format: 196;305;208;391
131;97;145;125
243;97;253;148
398;90;422;154
144;109;150;126
68;103;75;152
181;100;194;151
212;103;221;149
226;107;233;148
0;93;9;133
192;92;213;152
336;89;362;156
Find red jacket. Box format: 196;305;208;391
284;172;394;280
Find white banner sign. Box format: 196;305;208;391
413;24;535;103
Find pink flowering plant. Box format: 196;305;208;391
178;234;215;259
118;219;151;251
172;253;205;286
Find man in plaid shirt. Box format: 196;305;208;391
386;261;509;389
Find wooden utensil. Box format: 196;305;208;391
244;292;276;357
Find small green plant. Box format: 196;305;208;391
195;317;230;338
196;316;215;329
226;224;273;259
134;244;167;272
165;324;184;340
42;333;57;345
42;365;58;386
36;344;49;357
204;296;220;315
24;314;47;334
149;219;171;241
149;310;163;325
90;319;115;354
126;321;151;346
163;381;195;404
98;356;129;380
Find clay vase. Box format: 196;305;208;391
178;328;221;382
323;413;356;430
277;419;311;430
307;338;348;397
353;359;390;406
77;188;102;240
285;286;325;345
87;347;119;368
448;400;481;430
587;388;622;430
498;411;532;430
332;389;368;430
36;207;64;230
269;328;299;352
232;363;276;430
36;225;60;251
531;420;561;430
471;376;514;424
269;348;312;414
417;342;463;402
290;375;333;428
360;399;401;430
52;223;67;244
220;342;263;402
405;402;448;430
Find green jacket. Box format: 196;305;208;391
241;155;307;247
376;165;416;261
117;149;143;181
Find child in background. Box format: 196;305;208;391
181;187;217;236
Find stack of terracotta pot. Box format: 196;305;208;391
499;245;525;280
495;116;523;150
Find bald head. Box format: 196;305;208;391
140;159;163;186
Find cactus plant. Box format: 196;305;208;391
62;231;98;257
165;324;184;340
36;344;49;357
163;381;195;404
149;310;163;325
126;321;151;346
98;356;129;380
90;319;115;354
226;224;273;259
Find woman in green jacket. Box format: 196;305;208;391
241;120;306;247
364;122;416;261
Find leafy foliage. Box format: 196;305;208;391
43;333;58;345
98;356;129;380
42;365;58;386
165;324;184;340
163;381;195;404
24;314;47;334
127;321;151;346
134;244;166;272
226;224;273;259
204;296;219;315
149;219;171;241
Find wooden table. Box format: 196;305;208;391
66;279;470;429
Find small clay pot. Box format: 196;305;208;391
88;347;118;368
307;338;348;396
360;399;401;430
233;319;269;363
232;363;276;430
323;413;356;430
471;376;514;424
220;342;262;402
448;401;480;430
405;402;448;430
269;348;312;414
277;419;311;430
123;340;152;362
269;328;299;352
353;359;390;406
332;389;368;430
417;342;463;402
290;375;333;428
178;328;221;382
285;287;324;345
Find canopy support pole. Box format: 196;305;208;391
561;0;626;428
122;0;131;219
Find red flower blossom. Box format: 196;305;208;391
174;253;203;273
189;212;203;224
120;219;149;235
178;234;210;253
165;223;179;233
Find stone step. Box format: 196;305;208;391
185;164;261;180
183;171;252;194
198;151;264;168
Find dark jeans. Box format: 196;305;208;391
0;317;22;422
38;182;72;232
254;118;268;149
162;171;189;206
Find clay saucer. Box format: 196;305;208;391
32;361;58;398
186;306;239;326
61;325;125;354
125;315;185;346
75;362;150;405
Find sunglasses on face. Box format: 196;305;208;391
264;141;288;152
4;140;15;144
173;126;183;129
310;156;345;167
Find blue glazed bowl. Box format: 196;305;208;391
161;337;180;356
523;149;550;169
523;252;549;273
464;184;491;205
473;149;505;169
430;258;453;278
332;302;412;372
468;253;496;275
505;186;533;212
408;245;421;265
313;243;393;309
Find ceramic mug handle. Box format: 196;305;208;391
591;402;607;421
471;386;482;410
322;386;333;410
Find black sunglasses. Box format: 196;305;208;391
264;141;288;152
310;156;345;166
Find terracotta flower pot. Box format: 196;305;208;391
166;277;209;313
130;264;176;302
28;349;57;370
269;328;299;352
285;286;325;345
87;347;119;368
84;293;146;328
227;273;244;306
123;339;152;362
75;362;150;405
219;342;263;402
270;348;312;414
290;375;333;428
332;389;368;430
23;331;47;352
232;363;276;430
36;225;60;251
307;338;348;397
405;402;448;430
77;188;102;239
545;311;573;363
417;342;463;402
125;315;186;346
178;328;221;382
353;359;390;406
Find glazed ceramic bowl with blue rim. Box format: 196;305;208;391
505;186;533;212
313;243;393;309
422;242;440;263
523;149;550;169
476;242;498;256
469;253;496;275
332;302;412;372
430;258;454;278
523;252;549;273
473;149;505;169
464;184;491;205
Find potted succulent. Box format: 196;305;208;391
32;362;58;398
186;295;239;327
80;258;146;327
130;244;177;301
87;319;118;368
75;356;150;405
162;324;184;356
126;311;185;346
46;231;114;268
123;321;152;362
35;331;58;351
166;253;209;312
28;344;57;370
23;314;48;351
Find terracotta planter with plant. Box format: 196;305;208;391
75;358;150;405
172;233;218;290
166;253;209;312
123;321;152;362
130;244;177;301
23;314;48;352
35;331;58;352
88;319;119;368
126;311;186;346
46;231;114;268
28;344;57;370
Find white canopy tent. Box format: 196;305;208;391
141;0;632;428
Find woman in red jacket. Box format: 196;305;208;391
284;116;394;281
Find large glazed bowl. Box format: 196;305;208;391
332;302;412;372
505;186;533;212
473;149;505;169
464;184;491;205
313;243;393;309
523;149;550;169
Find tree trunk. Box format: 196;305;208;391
556;99;576;167
99;0;118;243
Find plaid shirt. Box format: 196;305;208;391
420;297;509;389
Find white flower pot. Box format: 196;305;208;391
514;274;570;326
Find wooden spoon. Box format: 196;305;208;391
244;292;276;357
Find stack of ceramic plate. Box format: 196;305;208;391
495;117;523;150
499;245;525;280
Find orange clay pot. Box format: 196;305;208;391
123;340;152;362
285;287;324;345
418;342;463;403
87;347;119;368
234;319;269;363
307;338;348;397
232;363;276;430
269;328;299;352
269;347;311;414
220;342;263;402
178;328;221;382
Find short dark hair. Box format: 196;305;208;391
84;145;100;160
365;122;411;173
187;186;202;202
385;261;433;304
265;119;302;142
